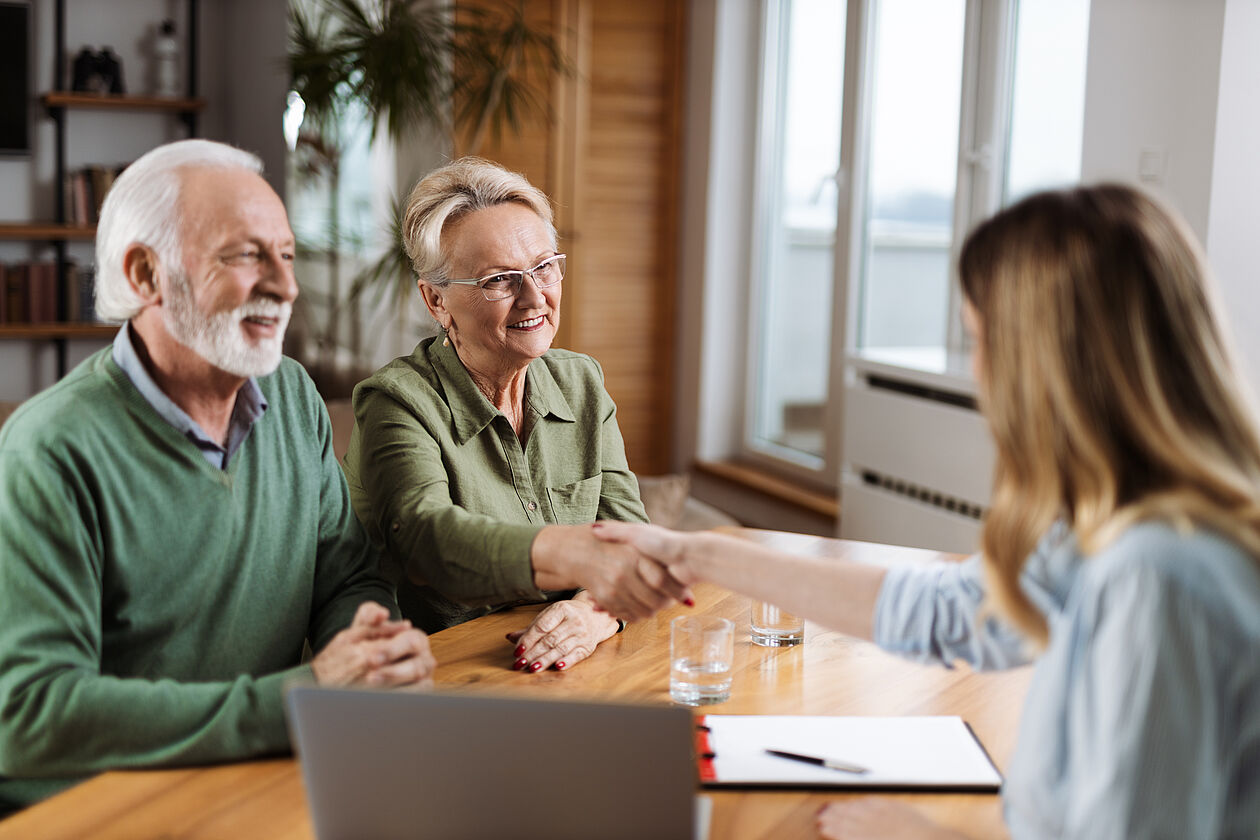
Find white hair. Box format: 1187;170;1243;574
94;139;264;322
402;156;555;287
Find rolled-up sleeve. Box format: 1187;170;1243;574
872;554;1033;670
872;522;1075;670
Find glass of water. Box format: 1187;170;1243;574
750;600;805;647
669;616;734;705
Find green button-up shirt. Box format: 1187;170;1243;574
342;337;648;632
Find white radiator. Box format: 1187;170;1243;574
839;361;994;555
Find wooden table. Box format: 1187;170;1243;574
0;530;1031;839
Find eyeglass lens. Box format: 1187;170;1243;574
480;255;566;300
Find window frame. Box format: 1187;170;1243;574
736;0;1022;489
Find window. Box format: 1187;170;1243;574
740;0;1090;486
1004;0;1090;203
856;0;966;354
747;0;845;467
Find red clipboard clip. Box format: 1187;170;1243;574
695;716;716;782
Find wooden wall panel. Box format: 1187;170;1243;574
453;1;558;197
455;0;684;476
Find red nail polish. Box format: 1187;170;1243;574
530;662;543;672
684;598;696;607
556;661;566;670
514;658;527;670
515;644;525;656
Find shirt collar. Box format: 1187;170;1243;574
426;337;574;445
523;353;576;423
112;321;268;467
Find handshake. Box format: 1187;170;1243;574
533;521;699;621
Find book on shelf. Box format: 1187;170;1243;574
2;263;28;323
0;259;100;325
64;163;128;226
27;262;58;323
72;263;98;323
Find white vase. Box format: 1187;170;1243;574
154;30;179;96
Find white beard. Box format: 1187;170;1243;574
163;271;292;378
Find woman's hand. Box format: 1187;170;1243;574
531;524;694;621
589;521;700;585
817;799;971;840
506;592;620;673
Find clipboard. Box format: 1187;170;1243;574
694;715;1003;792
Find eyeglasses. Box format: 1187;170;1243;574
447;254;567;301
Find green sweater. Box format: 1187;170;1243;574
343;337;647;632
0;350;394;813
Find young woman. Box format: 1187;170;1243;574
595;184;1260;838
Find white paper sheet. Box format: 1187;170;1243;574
702;715;1002;790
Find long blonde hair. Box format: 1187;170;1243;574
959;184;1260;644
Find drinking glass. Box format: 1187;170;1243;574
750;600;805;647
669;616;734;705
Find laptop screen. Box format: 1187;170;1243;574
286;686;699;840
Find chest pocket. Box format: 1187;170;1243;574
546;474;602;524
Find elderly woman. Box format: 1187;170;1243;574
597;185;1260;838
343;157;687;673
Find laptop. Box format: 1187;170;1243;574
285;685;710;840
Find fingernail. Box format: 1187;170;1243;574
515;645;526;657
684;598;696;607
514;658;527;670
556;661;566;670
530;662;543;672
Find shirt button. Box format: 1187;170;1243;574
527;501;538;512
391;521;400;532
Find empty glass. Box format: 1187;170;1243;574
750;600;805;647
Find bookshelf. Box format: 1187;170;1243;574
0;324;117;340
42;92;206;112
0;223;95;241
0;0;201;377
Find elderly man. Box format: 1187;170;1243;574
0;139;435;814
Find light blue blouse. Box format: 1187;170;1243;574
873;520;1260;839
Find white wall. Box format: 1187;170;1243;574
1206;0;1260;404
1082;0;1260;408
216;0;290;199
1079;0;1226;241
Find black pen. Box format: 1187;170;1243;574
765;748;869;775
